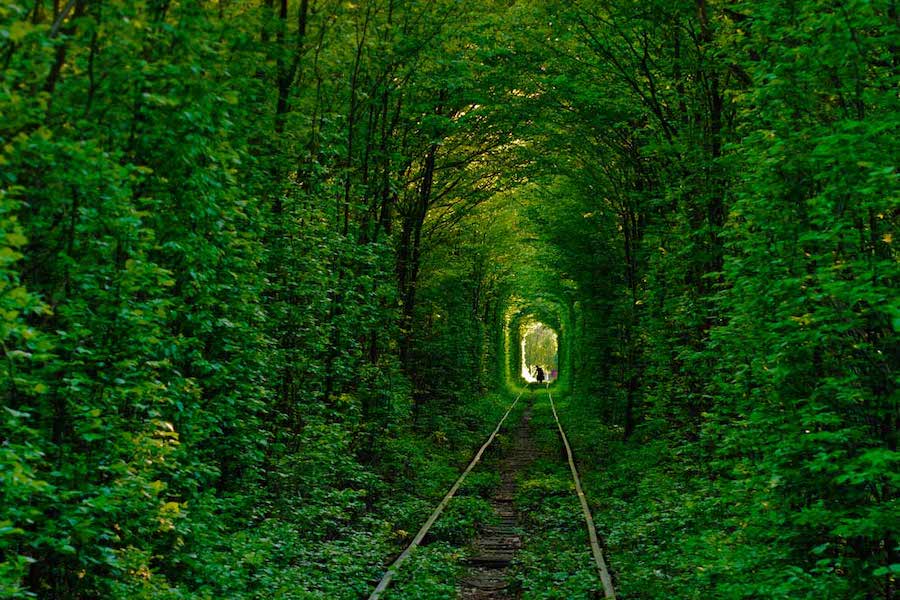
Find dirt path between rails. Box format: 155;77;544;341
458;397;536;599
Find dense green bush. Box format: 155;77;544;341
1;1;894;598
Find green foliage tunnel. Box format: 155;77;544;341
0;1;896;598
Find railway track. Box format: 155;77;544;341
367;389;615;599
458;399;536;598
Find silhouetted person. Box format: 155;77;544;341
536;366;545;384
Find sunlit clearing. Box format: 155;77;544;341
520;322;558;382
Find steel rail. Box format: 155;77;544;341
548;389;617;599
367;390;525;600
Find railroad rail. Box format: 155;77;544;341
367;391;524;599
548;390;617;599
367;387;616;599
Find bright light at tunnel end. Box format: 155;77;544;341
520;321;559;383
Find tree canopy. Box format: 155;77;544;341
1;0;896;598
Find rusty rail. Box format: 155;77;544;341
548;389;617;599
368;390;524;600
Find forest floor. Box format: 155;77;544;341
510;391;605;598
381;390;605;599
458;397;537;598
453;389;605;599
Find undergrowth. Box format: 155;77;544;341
512;392;603;598
546;391;718;599
551;392;870;600
196;391;514;599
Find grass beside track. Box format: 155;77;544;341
379;392;525;598
511;389;604;598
